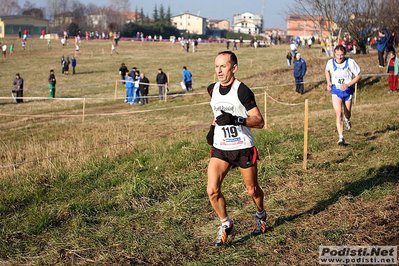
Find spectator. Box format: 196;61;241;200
139;73;150;105
133;70;141;104
61;56;65;75
64;56;70;75
377;30;387;68
71;56;77;75
48;70;56;98
182;66;193;92
386;51;399;93
126;73;134;105
286;51;292;66
119;63;128;85
293;53;307;94
12;73;24;103
156;68;168;101
2;43;7;57
9;43;14;55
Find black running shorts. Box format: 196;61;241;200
211;147;259;169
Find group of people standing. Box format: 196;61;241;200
60;55;77;75
119;64;150;105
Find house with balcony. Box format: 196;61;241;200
286;14;330;40
232;12;262;35
171;11;207;35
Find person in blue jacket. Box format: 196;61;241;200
293;53;307;94
182;66;192;92
377;30;387;68
71;56;77;74
126;73;134;105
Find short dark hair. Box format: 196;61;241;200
50;69;54;73
334;44;347;55
217;50;238;66
183;66;187;69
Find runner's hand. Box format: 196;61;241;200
216;110;237;126
206;125;215;145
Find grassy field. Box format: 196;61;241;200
0;38;398;265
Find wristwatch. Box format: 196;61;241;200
237;116;245;125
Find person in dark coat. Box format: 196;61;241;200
156;68;168;101
119;63;128;84
293;53;307;94
48;69;56;98
139;73;150;105
12;73;24;103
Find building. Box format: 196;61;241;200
53;12;74;27
171;11;207;35
0;15;49;38
121;12;143;24
286;15;330;40
87;12;108;30
232;12;263;35
208;19;229;30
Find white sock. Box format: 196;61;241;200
256;210;266;219
221;216;231;227
339;135;344;139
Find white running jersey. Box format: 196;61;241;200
325;58;360;89
210;80;254;150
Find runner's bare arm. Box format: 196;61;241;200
245;107;264;129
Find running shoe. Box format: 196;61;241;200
344;117;351;130
252;214;267;236
213;223;235;246
124;98;128;103
337;137;345;145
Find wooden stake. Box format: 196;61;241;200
82;98;86;123
114;80;118;100
264;92;267;130
250;59;253;68
165;83;168;102
303;99;309;170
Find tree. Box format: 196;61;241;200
288;0;348;54
22;0;35;10
159;4;165;24
135;6;138;22
0;0;21;15
68;22;79;35
140;7;145;24
22;8;44;18
166;6;172;25
153;4;158;22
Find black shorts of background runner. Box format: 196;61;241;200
211;147;259;169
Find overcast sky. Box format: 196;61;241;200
27;0;291;29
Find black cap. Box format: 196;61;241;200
158;68;162;70
132;66;137;69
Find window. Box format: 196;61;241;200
180;22;182;25
188;23;190;26
188;16;190;19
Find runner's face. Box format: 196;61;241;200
334;50;345;63
215;54;237;86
